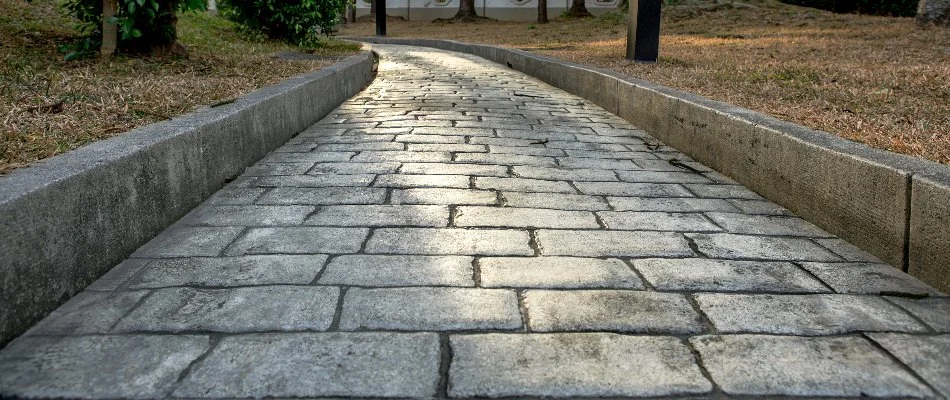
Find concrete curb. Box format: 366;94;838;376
352;37;949;292
0;51;377;346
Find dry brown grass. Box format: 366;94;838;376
341;1;950;164
0;0;360;174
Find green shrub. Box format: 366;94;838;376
220;0;346;46
778;0;917;17
62;0;206;53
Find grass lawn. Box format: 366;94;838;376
0;0;360;174
341;1;950;165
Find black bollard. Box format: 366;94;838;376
626;0;661;63
375;0;387;36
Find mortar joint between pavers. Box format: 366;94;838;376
682;336;724;397
684;235;710;259
790;261;839;294
170;334;224;392
436;333;453;399
516;289;531;333
527;230;542;257
327;286;348;332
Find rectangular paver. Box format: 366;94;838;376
365;228;533;255
536;230;692;257
114;286;339;333
524;290;704;333
127;255;327;288
174;333;440;398
319;255;474;287
479;257;642;289
391;188;498;205
340;287;521;331
226;227;369;255
691;335;933;397
455;206;599;229
306;205;449;227
633;258;830;293
449;333;712;397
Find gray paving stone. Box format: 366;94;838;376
685;184;764;200
598;211;722;232
340;287;521;331
0;335;209;399
317;142;404;151
406;143;487;153
728;199;794;215
391;188;498;205
413;127;494;136
226;227;369;255
634;258;830;293
366;228;533;255
475;177;575;193
204;187;267;205
132;226;243;258
557;157;641;170
800;262;943;295
456;206;599;229
814;237;886;263
174;333;440;398
574;181;693;197
488;145;566;157
469;137;538;147
126;255;327;288
115;286;338;333
242;162;313;176
246;174;375;188
86;258;151;291
886;297;950;332
306;205;448;227
25;290;148;335
705;212;832;237
537;230;692;257
687;233;841;261
319;255;474;287
691;334;934;397
400;162;508;177
350;150;451;163
261;151;354;163
616;170;712;183
395;134;466;143
608;196;739;212
525;290;704;333
695;293;927;335
256;186;386;205
564;149;655;160
373;173;470;188
479;257;642;289
449;333;712;397
868;333;950;398
309;162;400;174
457;153;556;166
183;205;314;226
512;166;617;181
501;192;609;211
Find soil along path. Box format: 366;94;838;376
1;45;947;398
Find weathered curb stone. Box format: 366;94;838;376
0;51;376;346
347;37;950;293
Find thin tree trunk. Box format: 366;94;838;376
567;0;592;17
100;0;117;58
538;0;548;23
371;0;376;15
454;0;478;21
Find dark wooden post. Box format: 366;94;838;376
101;0;118;58
538;0;548;23
375;0;386;36
626;0;660;62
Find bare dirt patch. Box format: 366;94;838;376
1;0;360;174
342;1;950;164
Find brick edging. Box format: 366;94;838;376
0;51;377;346
348;37;950;293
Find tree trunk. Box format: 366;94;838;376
917;0;950;25
454;0;478;21
371;0;376;15
567;0;592;17
100;0;117;58
538;0;548;23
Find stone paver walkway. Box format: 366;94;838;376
2;44;949;399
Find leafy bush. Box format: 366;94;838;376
778;0;917;17
220;0;346;45
62;0;206;53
